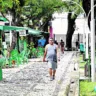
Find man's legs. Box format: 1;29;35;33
49;68;52;77
49;69;56;80
53;70;56;79
49;68;53;81
61;47;64;53
62;47;64;53
52;61;57;79
48;61;57;80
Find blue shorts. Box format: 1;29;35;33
48;61;57;70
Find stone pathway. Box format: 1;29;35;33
0;51;77;96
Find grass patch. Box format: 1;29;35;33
79;61;86;68
79;55;86;68
79;55;83;61
80;81;96;96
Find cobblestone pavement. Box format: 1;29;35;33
0;51;76;96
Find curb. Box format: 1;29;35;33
58;84;70;96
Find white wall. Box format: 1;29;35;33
52;12;68;35
52;12;90;35
52;12;90;48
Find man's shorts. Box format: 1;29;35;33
48;61;57;70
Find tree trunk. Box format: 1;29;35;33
10;31;17;51
66;13;77;50
8;1;25;52
42;15;52;32
10;11;23;51
82;0;90;29
10;11;17;51
43;21;49;32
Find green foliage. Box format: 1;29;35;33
21;0;63;28
0;0;25;26
80;81;96;96
28;42;34;50
0;0;84;28
80;61;86;68
61;0;84;19
0;0;13;12
0;0;24;12
27;42;35;57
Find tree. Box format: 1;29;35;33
21;0;63;31
0;0;26;50
66;13;77;50
62;0;83;50
0;0;64;50
82;0;96;29
0;0;85;51
82;0;90;28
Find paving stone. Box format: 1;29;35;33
0;51;76;96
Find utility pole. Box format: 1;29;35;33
91;0;95;82
86;31;88;59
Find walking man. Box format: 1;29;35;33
43;38;58;81
60;39;64;53
76;40;79;51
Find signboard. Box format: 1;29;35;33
5;33;10;42
19;30;27;36
0;21;5;25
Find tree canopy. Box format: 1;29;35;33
20;0;63;29
0;0;88;50
0;0;84;28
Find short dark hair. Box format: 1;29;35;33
49;37;54;41
61;39;63;41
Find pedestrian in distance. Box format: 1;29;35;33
43;38;58;81
76;40;79;51
60;39;64;54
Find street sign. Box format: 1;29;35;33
19;30;28;36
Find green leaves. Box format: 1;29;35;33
0;0;13;12
61;0;84;19
0;0;84;29
20;0;63;28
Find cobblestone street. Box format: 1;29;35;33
0;51;78;96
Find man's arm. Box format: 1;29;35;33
43;46;47;62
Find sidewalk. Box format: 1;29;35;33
0;51;79;96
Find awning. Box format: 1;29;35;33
0;17;8;21
0;25;25;31
28;28;42;35
0;25;46;36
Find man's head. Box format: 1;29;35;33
49;38;54;45
61;39;63;42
